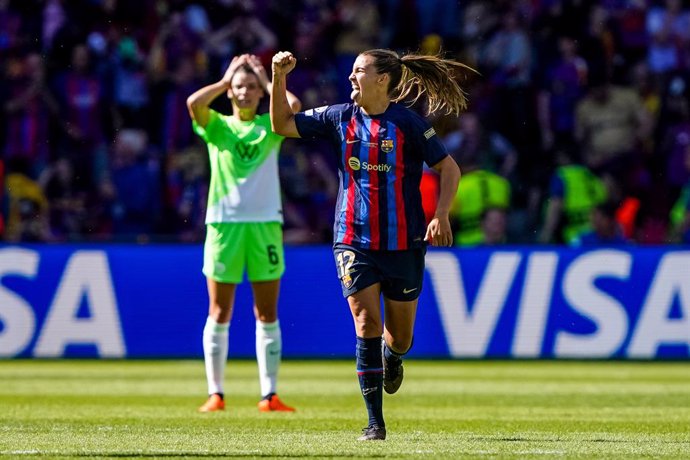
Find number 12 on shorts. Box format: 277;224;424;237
336;250;355;277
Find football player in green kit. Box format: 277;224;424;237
187;54;301;413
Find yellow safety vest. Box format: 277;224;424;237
558;165;606;243
451;170;510;245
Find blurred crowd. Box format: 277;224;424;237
1;0;690;245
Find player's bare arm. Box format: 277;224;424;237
425;156;462;247
186;55;247;127
270;51;300;137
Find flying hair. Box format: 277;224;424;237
361;48;477;116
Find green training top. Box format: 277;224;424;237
193;110;285;224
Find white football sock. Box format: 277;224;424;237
202;316;229;395
256;320;281;397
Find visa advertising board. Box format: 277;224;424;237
0;245;688;359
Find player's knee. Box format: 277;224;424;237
208;303;232;323
353;313;382;335
388;336;413;355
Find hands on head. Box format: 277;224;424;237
246;54;270;89
221;51;295;89
222;54;269;90
221;55;245;86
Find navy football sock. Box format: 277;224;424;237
356;336;384;428
383;342;403;364
384;336;412;363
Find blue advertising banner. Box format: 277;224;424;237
0;245;688;359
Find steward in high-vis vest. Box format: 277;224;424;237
541;164;607;244
669;184;690;243
450;169;510;245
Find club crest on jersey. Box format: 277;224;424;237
236;142;259;162
342;274;353;289
380;139;394;153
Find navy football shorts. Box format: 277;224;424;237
333;243;426;301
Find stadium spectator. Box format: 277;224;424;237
39;156;87;240
163;144;207;242
270;48;465;441
537;34;588;152
111;36;150;130
631;61;662;129
41;0;67;53
51;43;110;190
481;8;535;151
645;0;690;78
414;0;460;46
187;54;301;414
460;0;498;67
278;140;338;243
149;55;200;154
100;128;160;240
669;143;690;243
378;0;421;50
635;72;690;242
659;74;690;194
615;0;650;67
0;0;22;54
443;111;517;179
579;4;617;79
480;207;508;245
4;155;51;242
574;68;652;203
450;168;511;246
333;0;380;102
539;148;607;245
572;201;630;246
147;11;206;83
199;5;279;80
2;52;58;178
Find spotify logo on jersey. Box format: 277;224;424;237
348;157;392;173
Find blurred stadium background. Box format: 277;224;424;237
2;0;690;246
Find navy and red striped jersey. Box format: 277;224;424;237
294;102;448;250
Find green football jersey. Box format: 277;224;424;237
193;110;284;223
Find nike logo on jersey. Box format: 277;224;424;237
346;138;378;148
403;287;417;294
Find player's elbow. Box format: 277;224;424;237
186;95;198;112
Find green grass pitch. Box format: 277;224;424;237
1;360;689;458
